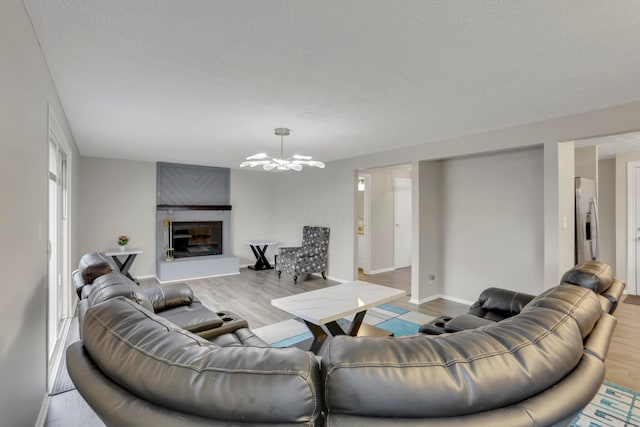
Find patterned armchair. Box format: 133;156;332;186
276;226;330;284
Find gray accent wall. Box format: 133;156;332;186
157;162;230;206
1;0;80;424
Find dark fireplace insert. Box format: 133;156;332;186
172;221;222;258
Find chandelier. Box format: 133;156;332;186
240;128;325;171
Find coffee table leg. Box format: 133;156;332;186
303;320;330;353
324;310;367;336
347;311;366;336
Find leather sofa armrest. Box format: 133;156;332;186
601;279;625;314
444;313;496;332
477;287;536;315
73;269;85;298
77;299;89;340
583;313;617;361
144;284;194;312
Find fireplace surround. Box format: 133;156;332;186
155;163;239;282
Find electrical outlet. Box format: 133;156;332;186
429;274;435;281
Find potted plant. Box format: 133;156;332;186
117;235;129;251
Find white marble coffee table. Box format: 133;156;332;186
271;281;406;353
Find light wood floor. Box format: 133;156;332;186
46;267;640;426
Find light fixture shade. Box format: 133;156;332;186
240;128;325;172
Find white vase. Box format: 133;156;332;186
119;245;126;251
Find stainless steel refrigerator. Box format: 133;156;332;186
575;177;599;263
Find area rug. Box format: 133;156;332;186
253;304;435;347
571;382;640;426
623;294;640;306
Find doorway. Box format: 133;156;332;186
356;164;412;276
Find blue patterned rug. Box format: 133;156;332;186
254;304;432;348
572;382;640;426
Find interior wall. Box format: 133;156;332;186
441;148;545;300
78;157;156;276
0;0;80;424
598;159;615;267
273;165;355;282
230;169;278;265
575;146;599;183
543;141;576;288
411;160;444;303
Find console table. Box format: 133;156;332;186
242;240;277;270
271;281;406;353
104;248;143;283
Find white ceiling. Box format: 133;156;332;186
23;0;640;169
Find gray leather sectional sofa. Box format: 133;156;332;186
74;252;245;340
420;260;625;335
67;257;622;426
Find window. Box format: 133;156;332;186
47;107;71;389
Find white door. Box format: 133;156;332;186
394;177;412;269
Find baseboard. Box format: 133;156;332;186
409;294;474;306
409;294;442;305
34;394;51;427
134;274;156;280
155;271;240;284
440;294;475;306
367;267;395;275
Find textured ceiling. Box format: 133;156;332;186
23;0;640;168
576;131;640;160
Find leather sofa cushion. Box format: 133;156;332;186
157;302;224;333
74;252;119;297
82;262;113;285
78;252;118;282
443;313;495;332
522;284;602;338
321;285;601;418
144;283;194;312
468;287;536;321
561;259;613;294
82;298;322;424
87;273;154;312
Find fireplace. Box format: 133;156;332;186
156;163;238;281
171;221;222;258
